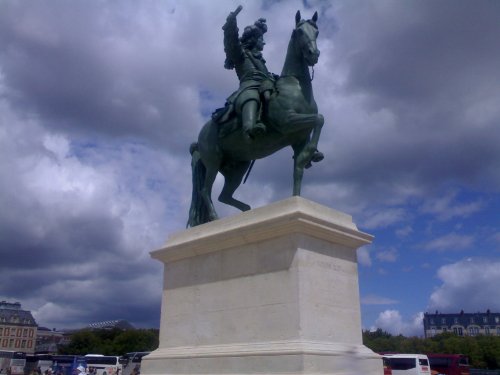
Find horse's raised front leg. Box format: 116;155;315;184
219;161;252;211
282;111;324;171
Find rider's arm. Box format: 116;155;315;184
222;6;244;69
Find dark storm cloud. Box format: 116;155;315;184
0;207;123;269
0;1;206;154
311;0;500;203
344;1;500;106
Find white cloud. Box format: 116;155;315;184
376;248;398;262
362;208;406;230
423;233;474;252
428;258;500;312
396;225;413;238
357;246;372;267
420;190;483;221
373;310;424;337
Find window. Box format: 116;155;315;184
23;329;27;337
5;328;10;336
29;329;34;337
389;358;416;370
2;338;8;346
9;338;14;347
430;319;435;324
27;340;33;348
454;327;464;336
419;359;429;366
15;339;20;348
483;317;488;323
485;326;490;335
454;318;459;324
468;327;479;336
16;328;22;337
21;340;26;348
0;327;3;336
470;317;475;324
442;327;448;332
496;317;500;324
441;318;446;324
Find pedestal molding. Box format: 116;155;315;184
151;197;373;263
147;340;380;359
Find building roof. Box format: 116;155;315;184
423;310;500;329
0;301;37;327
87;319;135;330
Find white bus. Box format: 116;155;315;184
0;351;26;375
119;352;149;375
25;354;53;374
83;355;121;375
383;354;431;375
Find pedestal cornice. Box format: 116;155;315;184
151;197;373;263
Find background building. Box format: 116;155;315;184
35;327;64;353
87;319;135;330
423;310;500;338
0;301;38;353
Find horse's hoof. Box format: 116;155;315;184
305;151;324;169
254;122;266;134
247;123;266;138
311;151;324;163
244;130;254;141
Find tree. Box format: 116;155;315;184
59;328;159;355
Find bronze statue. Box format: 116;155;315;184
188;6;324;227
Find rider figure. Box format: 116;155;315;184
222;6;276;139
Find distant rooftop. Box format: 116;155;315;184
87;319;135;330
0;301;37;326
0;301;22;310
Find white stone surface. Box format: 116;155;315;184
141;197;382;374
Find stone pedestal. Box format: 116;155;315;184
141;197;382;375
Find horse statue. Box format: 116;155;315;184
188;9;324;227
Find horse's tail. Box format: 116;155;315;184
187;142;210;227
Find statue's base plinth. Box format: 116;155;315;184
141;197;382;375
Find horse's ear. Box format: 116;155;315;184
312;11;318;23
295;10;301;25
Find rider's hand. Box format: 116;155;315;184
227;5;242;21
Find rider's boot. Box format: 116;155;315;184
242;100;266;140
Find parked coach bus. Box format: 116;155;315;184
119;352;150;375
0;351;26;375
52;355;85;375
83;355;121;375
25;354;53;375
427;354;470;375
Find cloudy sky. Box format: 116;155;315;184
1;0;499;337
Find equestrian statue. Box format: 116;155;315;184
188;6;325;227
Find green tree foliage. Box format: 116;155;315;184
363;330;500;369
59;328;159;355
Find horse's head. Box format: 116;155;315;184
294;10;320;66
